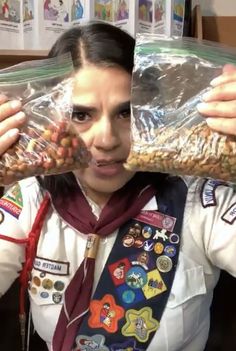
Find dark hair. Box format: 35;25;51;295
39;22;135;197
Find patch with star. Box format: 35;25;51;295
74;334;109;351
88;294;125;333
122;306;159;343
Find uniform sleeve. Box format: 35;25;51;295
191;179;236;277
0;181;35;296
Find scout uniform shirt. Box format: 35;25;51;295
0;176;235;351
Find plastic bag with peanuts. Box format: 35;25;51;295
125;35;236;182
0;53;91;185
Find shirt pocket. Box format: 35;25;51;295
163;252;208;350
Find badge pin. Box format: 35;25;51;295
169;233;180;244
164;245;176;257
88;294;124;333
142;226;152;239
126;266;147;289
122;307;159;343
54;281;65;291
143;240;154;252
122;234;135;247
156;255;173;273
32;276;41;287
52;292;63;304
42;278;53;290
154;242;164;254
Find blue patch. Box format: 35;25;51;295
116;284;145;308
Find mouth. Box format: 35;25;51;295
91;159;126;177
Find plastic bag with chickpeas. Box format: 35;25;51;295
125;35;236;182
0;54;91;185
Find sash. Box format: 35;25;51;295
72;176;188;351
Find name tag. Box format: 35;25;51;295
33;256;70;276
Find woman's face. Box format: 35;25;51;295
72;64;135;204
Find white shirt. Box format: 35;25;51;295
0;176;235;351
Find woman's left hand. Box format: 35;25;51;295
197;64;236;136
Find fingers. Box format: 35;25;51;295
210;65;236;87
0;128;19;155
0;99;22;121
197;100;236;118
0;111;26;136
202;82;236;102
206;117;236;135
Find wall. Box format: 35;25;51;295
192;0;236;47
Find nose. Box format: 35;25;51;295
93;115;120;151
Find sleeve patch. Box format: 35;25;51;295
221;202;236;225
0;183;23;219
200;179;227;208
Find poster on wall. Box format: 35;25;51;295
94;0;136;37
137;0;185;36
0;0;23;49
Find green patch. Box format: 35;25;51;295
4;183;23;208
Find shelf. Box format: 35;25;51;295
0;50;48;69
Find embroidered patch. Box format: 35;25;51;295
110;339;144;351
134;211;176;232
88;294;125;333
221;202;236;224
0;183;23;218
116;284;145;307
33;256;70;276
142;269;167;299
108;258;131;286
201;179;225;208
121;307;159;343
126;266;147;289
75;334;109;351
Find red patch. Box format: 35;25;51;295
108;258;131;286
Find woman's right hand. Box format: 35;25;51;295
0;95;26;155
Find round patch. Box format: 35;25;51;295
40;291;49;299
122;290;135;304
123;235;134;247
40;272;46;278
143;240;154;252
0;210;4;224
42;278;53;290
126;266;147;289
162;216;175;230
30;287;37;295
54;281;65;291
164;245;176;258
156;255;173;273
134;237;144;248
169;233;180;244
52;292;63;304
154;242;164;254
32;276;41;287
142;226;153;239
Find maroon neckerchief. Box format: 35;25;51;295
51;173;161;351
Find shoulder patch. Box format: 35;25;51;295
0;183;23;219
200;179;227;208
221;202;236;224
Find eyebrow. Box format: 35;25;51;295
72;101;131;115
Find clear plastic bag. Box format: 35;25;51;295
0;54;91;185
125;35;236;182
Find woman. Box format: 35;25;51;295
0;22;235;351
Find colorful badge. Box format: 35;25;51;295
153;228;168;241
143;240;154;252
142;269;167;299
164;245;176;258
75;334;109;351
88;294;124;333
0;183;23;219
108;258;131;286
169;233;179;244
116;284;145;307
154;242;164;254
142;226;153;239
54;281;65;291
122;307;159;343
126;266;147;289
131;251;151;270
156;255;173;273
123;235;135;247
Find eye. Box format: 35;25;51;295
118;108;131;119
72;110;91;123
